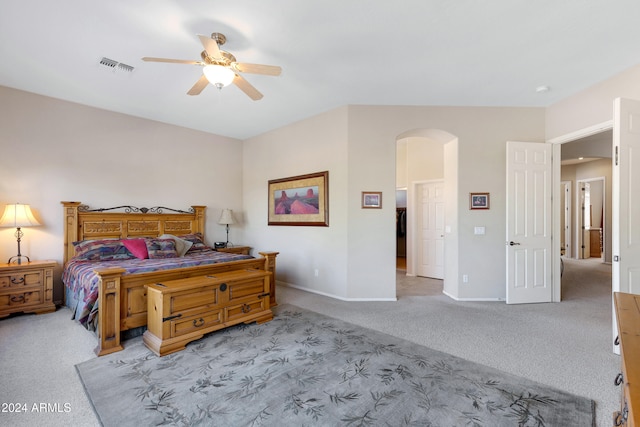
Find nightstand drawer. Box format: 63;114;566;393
0;290;43;309
0;271;43;290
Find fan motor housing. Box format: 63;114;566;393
201;50;236;66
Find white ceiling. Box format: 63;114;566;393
2;1;640;140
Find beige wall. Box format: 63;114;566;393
244;104;545;301
242;107;350;298
396;136;445;189
0;86;244;302
547;62;640;140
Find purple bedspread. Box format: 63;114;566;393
62;250;253;329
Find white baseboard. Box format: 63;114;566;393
278;281;398;302
443;289;503;302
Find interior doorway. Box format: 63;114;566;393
559;131;612;263
395;133;445;277
396;188;407;270
576;178;605;261
557;128;612;300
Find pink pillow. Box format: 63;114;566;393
122;239;149;259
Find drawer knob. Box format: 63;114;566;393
615;372;624;386
220;283;227;292
11;276;25;285
242;304;251;314
193;318;205;327
10;294;25;303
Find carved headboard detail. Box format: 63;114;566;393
61;201;206;264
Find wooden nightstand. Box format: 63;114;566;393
216;245;251;255
0;260;57;318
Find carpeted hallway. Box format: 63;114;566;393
0;256;619;426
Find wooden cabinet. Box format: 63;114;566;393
590;229;602;257
216;245;251;255
0;260;56;318
143;269;272;356
614;292;640;426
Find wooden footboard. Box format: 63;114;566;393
93;253;278;356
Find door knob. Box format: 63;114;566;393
509;241;520;246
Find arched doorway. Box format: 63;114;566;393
396;128;458;294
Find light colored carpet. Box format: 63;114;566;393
0;256;618;426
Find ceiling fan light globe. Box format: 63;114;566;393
203;65;235;88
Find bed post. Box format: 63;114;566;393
94;268;125;356
191;205;206;237
61;201;81;264
259;251;279;307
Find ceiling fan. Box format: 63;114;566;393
142;32;281;100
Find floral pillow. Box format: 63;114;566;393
72;239;134;261
179;233;212;253
145;238;178;259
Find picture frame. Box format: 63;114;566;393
469;192;490;210
268;171;329;226
361;191;382;209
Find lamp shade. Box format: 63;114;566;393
203;65;235;88
0;203;41;228
218;209;235;225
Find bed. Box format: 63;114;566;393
61;202;278;356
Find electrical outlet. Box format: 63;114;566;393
314;269;319;277
462;274;468;283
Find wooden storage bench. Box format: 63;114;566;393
143;269;272;356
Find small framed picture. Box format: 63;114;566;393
470;192;490;210
362;191;382;209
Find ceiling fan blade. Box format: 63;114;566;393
142;57;201;65
197;34;222;59
233;74;263;100
233;63;282;76
187;75;209;96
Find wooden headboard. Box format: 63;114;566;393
61;202;205;264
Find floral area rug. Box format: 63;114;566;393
76;304;595;426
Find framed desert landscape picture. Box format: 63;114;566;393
268;171;329;226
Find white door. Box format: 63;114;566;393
417;181;444;279
506;141;553;304
613;98;640;296
560;181;571;257
579;182;591;259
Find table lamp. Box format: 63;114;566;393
217;209;235;247
0;203;41;264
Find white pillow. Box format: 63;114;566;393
158;234;193;257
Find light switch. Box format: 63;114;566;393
474;226;485;235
